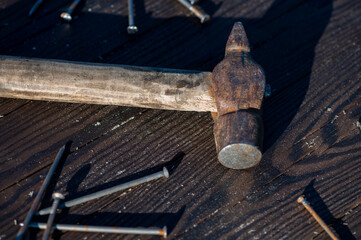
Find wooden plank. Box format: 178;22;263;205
54;99;361;239
0;98;29;116
22;0;357;238
1;36;359;239
0;110;215;239
0;101;141;191
173;0;361;235
0;0;185;61
178;102;361;239
101;0;346;152
0;0;126;51
0;0;69;41
0;0;360;239
315;201;361;239
0;0;215;205
0;0;274;193
3;0;195;196
1;0;304;65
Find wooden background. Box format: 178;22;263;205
0;0;360;239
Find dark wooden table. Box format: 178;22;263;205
1;0;360;239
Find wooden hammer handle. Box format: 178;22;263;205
0;56;216;112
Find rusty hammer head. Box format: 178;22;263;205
212;22;265;169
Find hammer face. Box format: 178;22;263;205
218;144;262;169
214;110;263;169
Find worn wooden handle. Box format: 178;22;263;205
0;56;216;112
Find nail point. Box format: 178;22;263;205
162;226;167;238
163;167;169;178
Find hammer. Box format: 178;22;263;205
0;22;265;169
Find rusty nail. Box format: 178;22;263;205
297;196;339;240
176;0;210;23
60;0;82;22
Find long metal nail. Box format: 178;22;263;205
127;0;138;34
42;193;64;240
176;0;210;23
21;223;167;238
60;0;82;22
297;196;339;240
16;145;66;240
38;167;169;215
28;0;44;16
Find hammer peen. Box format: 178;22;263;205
0;22;265;169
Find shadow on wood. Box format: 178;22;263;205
303;179;356;240
0;0;344;239
28;208;185;239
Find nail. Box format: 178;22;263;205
176;0;210;23
21;223;167;238
42;193;64;240
38;167;169;215
60;0;82;22
16;145;66;240
297;196;339;240
127;0;138;34
28;0;45;16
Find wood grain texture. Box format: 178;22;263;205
315;202;361;239
0;56;215;112
0;0;360;239
0;109;215;239
0;101;121;191
0;98;29;116
178;98;361;239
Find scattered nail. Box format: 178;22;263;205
38;167;169;215
21;222;167;238
297;196;339;240
60;0;82;22
127;0;138;34
176;0;210;23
